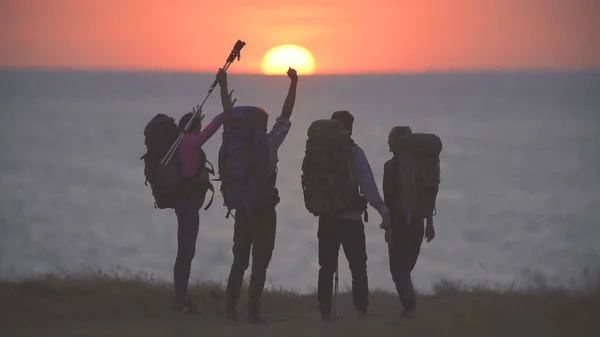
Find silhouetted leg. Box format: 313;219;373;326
225;209;254;319
173;208;199;306
248;207;277;320
173;189;206;306
317;215;341;317
409;218;425;273
388;216;424;311
340;219;369;313
173;190;204;307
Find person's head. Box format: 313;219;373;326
235;106;269;131
178;112;204;133
250;106;269;131
388;125;412;152
331;110;354;135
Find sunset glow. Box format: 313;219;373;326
261;45;316;75
0;1;598;74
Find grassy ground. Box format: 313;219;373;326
1;270;598;337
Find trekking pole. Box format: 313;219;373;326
160;39;246;167
333;260;339;321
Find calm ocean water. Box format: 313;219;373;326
1;70;599;293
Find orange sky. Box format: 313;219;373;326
1;0;599;74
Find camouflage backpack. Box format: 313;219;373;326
301;119;362;216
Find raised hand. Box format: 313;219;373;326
217;68;228;86
287;67;298;82
223;90;237;119
228;90;237;106
425;217;435;243
190;104;201;115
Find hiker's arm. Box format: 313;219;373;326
217;68;233;113
192;114;225;147
267;118;291;149
353;147;389;217
279;68;298;120
382;160;394;213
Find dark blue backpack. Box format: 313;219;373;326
217;106;273;217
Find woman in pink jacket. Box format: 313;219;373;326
173;70;232;313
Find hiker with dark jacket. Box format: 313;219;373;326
316;110;391;320
172;70;234;313
383;126;436;318
218;67;298;324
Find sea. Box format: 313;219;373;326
1;69;599;294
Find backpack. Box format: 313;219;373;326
301;119;366;217
393;133;442;222
217;106;273;217
141;113;214;210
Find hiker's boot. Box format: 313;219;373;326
248;304;267;325
248;312;267;324
319;303;332;321
173;299;201;315
225;264;245;323
225;307;238;323
225;299;238;323
401;308;416;319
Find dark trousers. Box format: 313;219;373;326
226;206;277;315
173;186;206;306
317;216;369;314
387;214;425;310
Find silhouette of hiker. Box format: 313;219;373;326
172;70;233;313
383;126;436;318
219;67;299;324
315;111;391;320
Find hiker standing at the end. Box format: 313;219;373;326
172;69;234;313
315;111;391;320
383;126;438;319
219;67;299;324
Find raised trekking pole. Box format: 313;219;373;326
160;39;246;167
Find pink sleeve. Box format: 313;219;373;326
185;114;225;146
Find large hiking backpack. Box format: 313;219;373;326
217;106;272;217
301;119;363;217
141;113;214;210
393;133;442;222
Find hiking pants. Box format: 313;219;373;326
173;186;206;306
387;214;425;310
226;206;277;315
317;215;369;314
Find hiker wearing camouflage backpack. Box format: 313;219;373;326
383;126;441;319
218;67;298;324
301;110;392;320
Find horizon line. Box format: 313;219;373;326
1;65;599;76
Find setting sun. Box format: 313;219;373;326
261;44;316;75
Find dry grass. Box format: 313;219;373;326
1;268;598;337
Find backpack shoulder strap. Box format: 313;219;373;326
205;159;215;175
349;144;369;222
215;130;229;182
202;181;215;211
